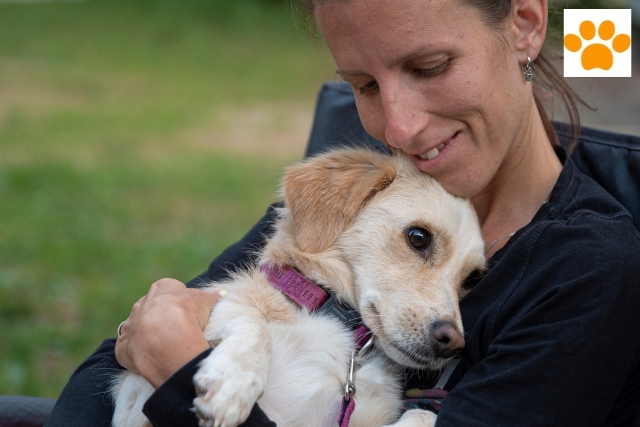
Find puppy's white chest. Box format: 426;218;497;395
256;315;401;427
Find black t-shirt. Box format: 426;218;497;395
44;154;640;427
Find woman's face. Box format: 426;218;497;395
315;0;533;198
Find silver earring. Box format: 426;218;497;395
521;55;533;82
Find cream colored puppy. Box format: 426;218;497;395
111;148;485;427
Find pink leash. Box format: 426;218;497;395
338;397;356;427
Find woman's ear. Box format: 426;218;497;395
511;0;548;62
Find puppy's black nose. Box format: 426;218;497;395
432;321;465;358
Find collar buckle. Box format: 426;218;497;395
316;292;362;329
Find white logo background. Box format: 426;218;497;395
564;9;632;77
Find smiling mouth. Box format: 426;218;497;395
418;131;459;160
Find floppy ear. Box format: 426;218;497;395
283;149;396;253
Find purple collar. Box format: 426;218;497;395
259;262;372;350
259;263;330;311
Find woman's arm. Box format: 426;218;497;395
44;205;279;427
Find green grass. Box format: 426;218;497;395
0;0;335;397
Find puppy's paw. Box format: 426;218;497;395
193;357;266;427
384;409;437;427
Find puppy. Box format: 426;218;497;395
111;148;485;427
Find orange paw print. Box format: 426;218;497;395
564;20;631;70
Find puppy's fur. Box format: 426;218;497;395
112;149;485;427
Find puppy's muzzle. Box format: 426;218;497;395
432;321;465;358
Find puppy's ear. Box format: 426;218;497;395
283;149;396;253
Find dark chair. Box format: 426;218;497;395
1;81;638;427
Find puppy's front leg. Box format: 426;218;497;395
193;316;271;427
385;409;437;427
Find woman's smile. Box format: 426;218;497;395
411;130;461;171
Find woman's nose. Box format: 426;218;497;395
381;86;428;149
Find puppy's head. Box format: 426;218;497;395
283;149;485;370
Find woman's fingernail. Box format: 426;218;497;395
218;290;228;297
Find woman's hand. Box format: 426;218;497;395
115;278;221;389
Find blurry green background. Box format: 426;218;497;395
1;0;637;399
0;0;335;397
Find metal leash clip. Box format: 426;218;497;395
344;336;376;401
357;336;375;358
344;349;357;400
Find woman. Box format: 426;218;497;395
44;0;640;426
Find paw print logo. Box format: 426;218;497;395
564;9;632;77
565;20;631;70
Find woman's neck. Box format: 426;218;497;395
473;100;563;257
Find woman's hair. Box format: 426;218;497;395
293;0;589;150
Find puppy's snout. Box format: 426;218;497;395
432;321;465;358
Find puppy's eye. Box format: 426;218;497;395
462;269;484;291
406;227;431;250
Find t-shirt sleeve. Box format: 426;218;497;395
43;339;121;427
436;217;640;427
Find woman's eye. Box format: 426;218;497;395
359;80;379;94
413;60;449;78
